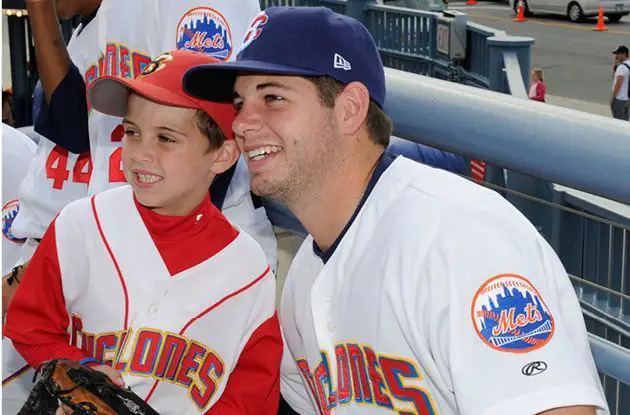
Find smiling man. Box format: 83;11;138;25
184;7;609;415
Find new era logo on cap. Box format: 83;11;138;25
333;53;351;71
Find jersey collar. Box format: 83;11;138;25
313;151;397;263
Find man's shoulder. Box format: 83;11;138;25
617;60;630;74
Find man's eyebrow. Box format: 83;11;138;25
255;82;297;92
233;81;297;100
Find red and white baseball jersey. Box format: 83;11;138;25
279;157;608;415
5;185;281;413
10;19;97;242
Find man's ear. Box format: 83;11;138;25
209;140;240;175
335;81;370;136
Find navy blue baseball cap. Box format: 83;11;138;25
183;7;386;108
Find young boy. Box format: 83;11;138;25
4;50;282;414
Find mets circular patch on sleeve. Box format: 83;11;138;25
471;274;554;353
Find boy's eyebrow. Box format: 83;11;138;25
156;125;186;136
122;118;186;136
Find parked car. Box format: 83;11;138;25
509;0;630;22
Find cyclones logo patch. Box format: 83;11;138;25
471;274;554;353
239;11;268;54
176;7;233;61
2;199;26;244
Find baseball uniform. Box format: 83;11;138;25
1;125;37;414
5;185;281;414
280;154;608;415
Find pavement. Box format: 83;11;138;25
546;95;612;117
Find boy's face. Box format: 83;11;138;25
232;74;340;204
122;94;235;216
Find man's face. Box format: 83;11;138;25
615;52;628;64
121;94;225;216
232;74;340;205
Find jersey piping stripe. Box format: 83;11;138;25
2;364;31;386
143;265;272;404
91;195;130;330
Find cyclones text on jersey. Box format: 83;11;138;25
70;315;223;411
296;341;437;415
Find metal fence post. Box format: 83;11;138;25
345;0;377;25
487;36;534;93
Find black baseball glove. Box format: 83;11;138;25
18;358;160;415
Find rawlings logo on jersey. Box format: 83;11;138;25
2;200;26;244
71;316;224;411
176;7;233;61
471;274;554;353
296;343;437;414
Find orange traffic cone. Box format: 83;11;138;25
466;0;478;5
513;1;527;22
593;7;608;31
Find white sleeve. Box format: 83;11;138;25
615;63;629;78
416;207;609;415
150;0;261;60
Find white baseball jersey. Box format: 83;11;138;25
7;185;276;413
1;125;36;414
11;20;97;242
280;156;608;415
2;124;36;273
79;0;277;269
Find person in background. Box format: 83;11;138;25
528;68;546;102
611;45;629;121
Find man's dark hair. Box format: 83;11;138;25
307;76;392;147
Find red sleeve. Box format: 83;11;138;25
3;220;89;368
533;82;546;102
205;314;283;415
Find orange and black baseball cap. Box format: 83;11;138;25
87;49;236;139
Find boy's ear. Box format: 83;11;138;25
209;140;239;175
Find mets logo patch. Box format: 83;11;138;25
176;7;233;61
2;199;26;244
471;274;554;353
